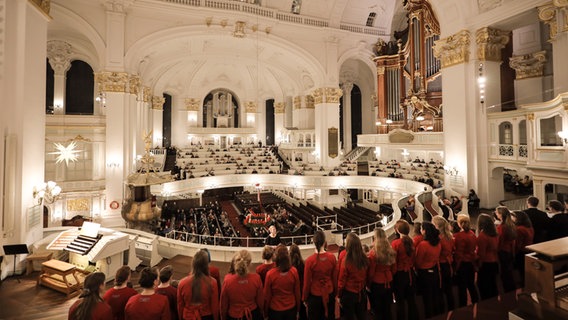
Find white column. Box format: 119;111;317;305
292;96;315;129
341;81;353;153
171;95;185;148
245;101;257;129
539;3;568;96
47;40;72;114
313;87;343;168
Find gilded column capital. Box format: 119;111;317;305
563;102;568;111
527;113;535;121
509;51;547;80
30;0;50;15
377;66;386;76
95;71;129;92
539;4;558;41
152;96;165;110
47;40;72;75
274;102;285;114
312;87;343;104
128;74;140;95
184;98;201;111
475;27;510;62
142;87;152;102
433;30;471;68
306;95;315;109
245;101;257;113
553;0;568;8
293;96;302;110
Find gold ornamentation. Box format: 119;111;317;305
306;95;315;109
553;0;568;8
129;74;140;95
312;88;343;104
152;96;165;110
95;71;129;92
143;87;152;102
185;98;201;111
328;127;339;159
509;51;547;80
377;66;386;76
245;101;257;113
538;4;558;41
233;21;246;38
30;0;51;15
433;30;471;68
293;96;302;110
475;27;510;62
66;198;90;213
274;102;285;113
205;17;212;27
68;135;91;142
527;113;535;121
47;40;72;75
563;102;568;111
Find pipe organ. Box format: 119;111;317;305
373;0;442;133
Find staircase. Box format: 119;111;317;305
273;146;290;173
343;146;371;162
163;150;177;172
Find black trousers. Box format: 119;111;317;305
306;294;335;320
227;308;262;320
369;282;392;320
478;261;499;300
499;251;516;292
392;270;418;320
340;289;367;320
456;261;479;307
439;262;456;311
416;267;442;318
268;307;296;320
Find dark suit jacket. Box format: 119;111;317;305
524;207;550;243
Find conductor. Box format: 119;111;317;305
265;225;281;246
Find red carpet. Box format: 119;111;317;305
221;200;251;238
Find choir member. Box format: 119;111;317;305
303;230;337;320
202;248;222;297
221;250;264;320
156;265;178;320
415;221;442;318
125;267;171;320
453;214;479;307
337;233;369;320
103;266;138;320
255;246;275;285
177;250;219;320
513;210;534;287
290;244;307;320
432;216;456;313
476;213;500;300
391;219;418;320
264;245;301;320
495;206;517;292
69;272;112;320
412;222;423;248
367;227;396;320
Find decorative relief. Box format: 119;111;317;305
95;71;129;92
477;0;502;13
388;129;415;144
245;101;257;113
104;0;135;13
184;98;201;111
128;74;140;95
509;51;547;80
433;30;471;68
563;102;568;111
143;87;152;102
233;21;246;38
475;27;510;62
66;198;90;213
47;40;72;75
293;96;302;110
328;127;339;159
274;102;285;113
152;96;165;110
377;66;386;76
312;87;343;104
554;0;568;8
527;113;535;121
30;0;51;15
305;95;315;108
538;4;558;41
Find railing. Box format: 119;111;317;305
357;132;444;147
499;198;528;211
164;211;394;247
150;148;166;155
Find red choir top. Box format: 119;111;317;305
177;275;219;320
454;230;477;265
497;224;516;253
156;285;178;320
476;231;499;263
125;293;171;320
303;251;338;301
337;259;368;296
367;249;397;285
255;262;275;285
438;237;455;264
391;237;415;272
68;300;112;320
413;234;424;248
263;266;301;312
103;286;138;320
220;273;264;320
415;241;441;270
516;225;534;253
210;265;222;295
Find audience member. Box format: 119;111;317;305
125;267;171;320
68;272;112;320
177;250;219;320
103;266;138;320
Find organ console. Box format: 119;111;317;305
47;222;138;281
520;237;568;319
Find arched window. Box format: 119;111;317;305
540;115;562;146
499;121;513;144
65;60;94;115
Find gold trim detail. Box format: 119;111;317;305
95;71;129;93
185;98;201;111
66;198;90;213
433;30;471;68
306;95;315;109
293;97;302;110
509;51;547;80
152;96;165;110
30;0;50;15
563;102;568;111
245;101;257;113
312;88;343;104
129;74;140;95
527;113;535;121
143;87;152;102
274;102;285;113
475;27;510;62
328;127;339;159
538;4;558;41
377;66;386;76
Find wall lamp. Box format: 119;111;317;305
443;166;459;176
558;131;568;144
33;181;61;205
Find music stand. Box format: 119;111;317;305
3;244;29;282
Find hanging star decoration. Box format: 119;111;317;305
50;141;82;165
